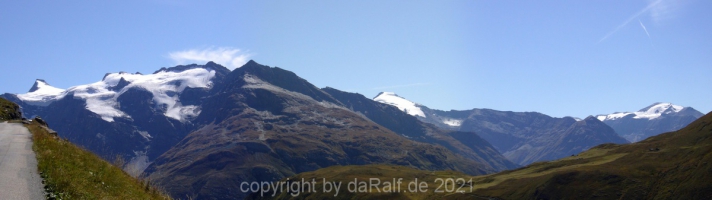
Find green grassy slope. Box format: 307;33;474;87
253;111;712;200
27;121;171;199
0;97;21;120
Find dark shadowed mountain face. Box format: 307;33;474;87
424;107;628;165
501;116;629;164
596;102;704;142
1;62;232;176
322;87;518;171
142;61;496;200
372;92;630;166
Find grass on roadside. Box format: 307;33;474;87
26;121;171;199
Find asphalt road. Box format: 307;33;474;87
0;122;45;199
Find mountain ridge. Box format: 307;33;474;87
323;87;518;171
373;92;630;165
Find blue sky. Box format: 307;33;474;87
1;0;710;118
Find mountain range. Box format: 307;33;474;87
252;109;712;200
3;61;511;199
1;60;704;199
374;92;629;165
373;92;702;165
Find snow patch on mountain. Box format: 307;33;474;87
595;115;606;121
137;130;152;141
596;112;633;121
16;80;66;106
596;102;686;121
635;103;684;119
442;118;463;127
373;92;425;118
242;73;348;111
15;67;216;122
66;81;127;122
102;68;214;121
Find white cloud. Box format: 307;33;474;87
168;47;252;69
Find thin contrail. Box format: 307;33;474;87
639;20;651;39
597;0;663;43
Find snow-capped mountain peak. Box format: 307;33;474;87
16;79;66;106
373;92;426;118
594;102;703;142
596;102;688;121
637;102;684;114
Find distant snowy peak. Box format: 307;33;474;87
373;92;426;118
16;79;66;106
29;79;47;92
638;102;684;114
597;102;690;121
